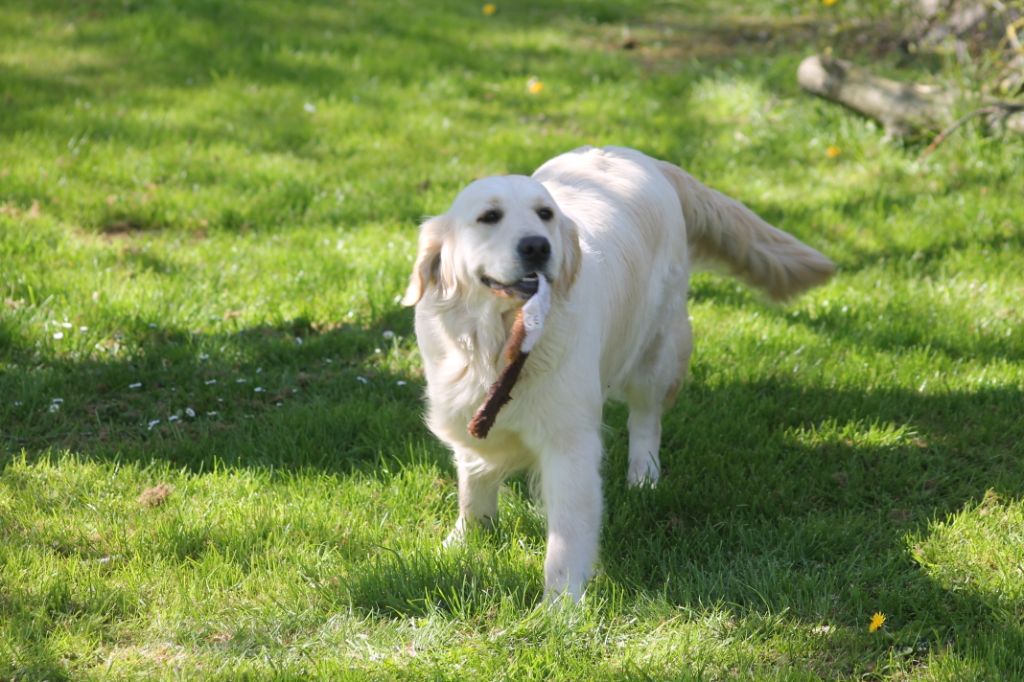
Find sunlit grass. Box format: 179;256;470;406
2;0;1023;679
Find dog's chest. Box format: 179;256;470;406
416;297;560;454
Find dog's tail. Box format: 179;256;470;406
657;161;835;301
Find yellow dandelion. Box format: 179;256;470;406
822;0;838;6
868;612;886;633
527;77;544;95
826;145;841;159
482;3;497;15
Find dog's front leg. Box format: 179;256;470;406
444;448;503;547
539;431;603;602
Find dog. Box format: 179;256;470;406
402;146;834;601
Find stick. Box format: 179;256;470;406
467;310;528;439
921;102;1024;157
467;276;551;439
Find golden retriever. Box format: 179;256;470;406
402;146;834;601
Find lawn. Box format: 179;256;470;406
2;0;1023;679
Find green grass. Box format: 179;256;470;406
2;0;1023;679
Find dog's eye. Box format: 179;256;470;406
536;207;554;221
477;209;503;225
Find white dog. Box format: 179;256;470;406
402;146;834;601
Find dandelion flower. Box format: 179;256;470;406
482;3;497;15
527;77;544;95
826;145;841;159
823;0;838;6
869;612;886;632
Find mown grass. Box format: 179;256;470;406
2;0;1022;679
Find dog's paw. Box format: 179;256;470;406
543;574;588;605
442;522;466;549
442;514;499;548
627;458;660;488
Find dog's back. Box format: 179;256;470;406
533;147;691;392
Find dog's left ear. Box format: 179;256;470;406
554;213;582;296
402;215;452;307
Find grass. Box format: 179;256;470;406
1;0;1022;679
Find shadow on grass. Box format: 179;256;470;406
2;0;854;230
331;376;1023;676
691;270;1023;365
2;0;653;149
0;309;434;474
3;304;1022;675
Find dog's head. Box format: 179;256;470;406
402;175;581;307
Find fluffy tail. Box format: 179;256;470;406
658;161;835;301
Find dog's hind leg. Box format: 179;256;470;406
625;390;663;487
624;314;692;487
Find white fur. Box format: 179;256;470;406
404;146;835;601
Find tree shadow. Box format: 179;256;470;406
594;381;1024;675
0;309;435;475
334;375;1023;675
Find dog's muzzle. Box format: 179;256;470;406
481;272;541;300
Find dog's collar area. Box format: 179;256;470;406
480;272;541;299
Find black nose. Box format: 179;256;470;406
517;236;551;268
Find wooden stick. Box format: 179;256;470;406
467;276;550;439
467;309;528;439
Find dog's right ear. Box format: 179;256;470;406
401;215;452;307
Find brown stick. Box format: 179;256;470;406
467;309;529;439
920;105;1001;157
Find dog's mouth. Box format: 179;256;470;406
481;272;542;300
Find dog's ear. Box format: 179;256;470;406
402;215;453;307
554;213;582;296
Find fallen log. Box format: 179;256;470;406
797;55;953;137
797;54;1024;150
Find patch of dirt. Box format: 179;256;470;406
101;218;146;238
593;13;905;71
138;483;173;507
